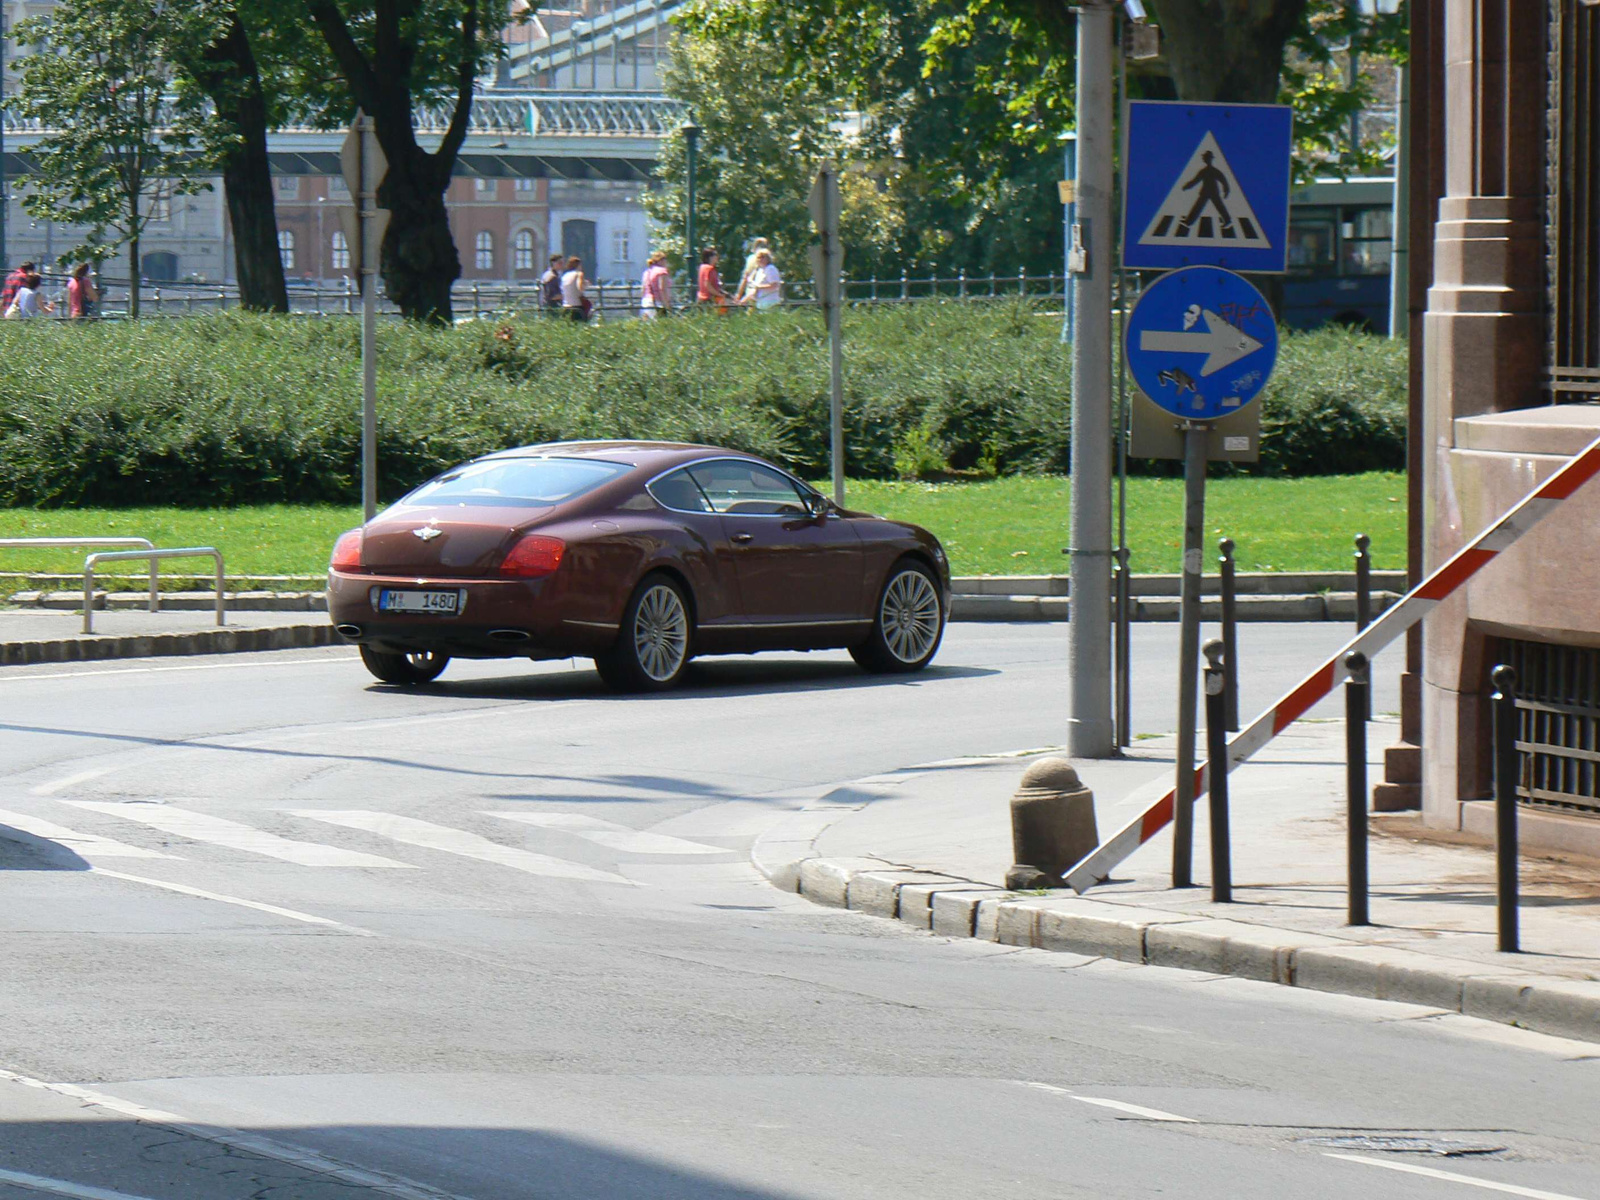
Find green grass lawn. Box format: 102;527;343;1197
0;472;1406;583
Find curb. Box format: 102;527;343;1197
0;622;341;666
753;808;1600;1047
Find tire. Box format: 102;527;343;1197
595;574;693;692
851;560;945;673
359;645;450;686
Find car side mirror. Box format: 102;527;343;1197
803;492;829;518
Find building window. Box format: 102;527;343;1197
278;229;295;271
475;177;497;198
611;227;631;264
514;177;535;193
513;229;535;271
147;184;171;223
475;230;494;271
329;176;349;200
276;176;300;200
331;230;350;271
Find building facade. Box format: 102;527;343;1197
1409;0;1600;856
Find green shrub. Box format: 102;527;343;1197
0;305;1405;508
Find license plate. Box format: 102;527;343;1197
376;588;462;616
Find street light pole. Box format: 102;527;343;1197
682;121;699;268
1067;0;1116;759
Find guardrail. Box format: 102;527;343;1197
0;538;159;611
83;547;224;635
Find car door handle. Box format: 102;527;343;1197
730;531;753;543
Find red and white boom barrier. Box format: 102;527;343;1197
1065;432;1600;893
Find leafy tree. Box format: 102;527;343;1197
302;1;518;325
166;3;303;312
13;0;221;317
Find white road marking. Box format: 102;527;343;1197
291;810;640;885
88;868;375;935
0;1166;166;1200
1324;1153;1593;1199
1014;1081;1197;1122
30;767;112;796
64;801;413;869
0;808;175;862
0;1069;471;1200
0;653;358;684
487;811;731;855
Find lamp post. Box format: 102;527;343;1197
682;121;699;267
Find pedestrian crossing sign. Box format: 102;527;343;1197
1122;100;1293;273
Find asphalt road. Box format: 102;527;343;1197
1;624;1596;1200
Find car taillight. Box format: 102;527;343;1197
500;534;565;578
330;529;363;571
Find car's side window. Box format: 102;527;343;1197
687;461;808;516
647;468;714;513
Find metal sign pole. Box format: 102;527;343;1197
342;110;388;523
1172;420;1209;887
809;163;846;507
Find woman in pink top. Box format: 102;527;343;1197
67;263;98;320
640;250;673;318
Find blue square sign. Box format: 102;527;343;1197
1122;100;1293;274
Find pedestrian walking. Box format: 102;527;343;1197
746;249;783;311
5;272;54;318
735;237;769;303
1;260;36;314
639;250;673;319
67;263;98;320
560;256;590;322
539;254;564;315
696;248;729;311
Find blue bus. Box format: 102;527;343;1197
1281;177;1395;331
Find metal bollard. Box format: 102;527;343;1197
1204;639;1231;903
1354;533;1372;721
1219;537;1239;732
1345;650;1370;926
1492;664;1520;953
1114;545;1132;749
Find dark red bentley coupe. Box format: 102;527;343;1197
327;441;950;691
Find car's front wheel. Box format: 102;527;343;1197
359;646;450;685
851;560;945;673
595;573;693;692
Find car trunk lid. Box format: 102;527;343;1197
360;508;529;577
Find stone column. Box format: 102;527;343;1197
1419;0;1547;824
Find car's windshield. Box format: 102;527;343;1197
402;457;629;508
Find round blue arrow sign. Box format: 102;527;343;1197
1125;266;1278;421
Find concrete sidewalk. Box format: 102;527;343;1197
0;607;338;665
753;719;1600;1045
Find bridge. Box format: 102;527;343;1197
1;90;687;183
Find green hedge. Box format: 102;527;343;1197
0;306;1405;507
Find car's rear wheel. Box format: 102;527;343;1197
595;573;693;692
851;560;944;673
359;646;450;686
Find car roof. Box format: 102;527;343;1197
479;440;760;472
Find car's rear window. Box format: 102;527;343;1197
403;457;630;508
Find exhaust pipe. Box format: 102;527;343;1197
488;628;532;643
335;624;363;638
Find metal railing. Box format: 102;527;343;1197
25;269;1068;322
0;538;159;611
83;547;224;635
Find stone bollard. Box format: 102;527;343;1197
1005;757;1099;890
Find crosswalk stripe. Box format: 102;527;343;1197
486;812;731;855
0;808;176;863
289;810;640;885
64;802;414;869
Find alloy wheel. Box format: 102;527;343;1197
633;584;689;682
880;569;941;664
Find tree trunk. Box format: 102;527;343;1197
200;14;287;313
375;138;459;326
1144;1;1310;104
128;233;140;319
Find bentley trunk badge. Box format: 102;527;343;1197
413;525;443;542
